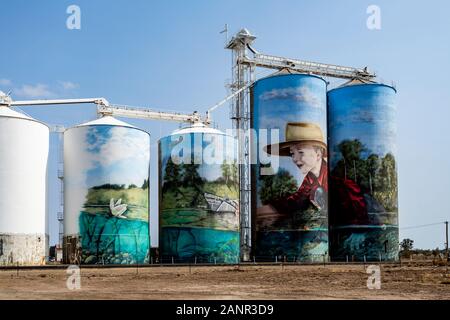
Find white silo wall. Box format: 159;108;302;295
0;108;49;265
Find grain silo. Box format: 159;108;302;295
328;80;398;261
63;116;150;264
159;123;240;263
251;72;329;262
0;106;49;265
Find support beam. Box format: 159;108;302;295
240;54;375;80
97;104;203;124
8;98;110;107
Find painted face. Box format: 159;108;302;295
289;144;322;175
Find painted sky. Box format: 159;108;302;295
328;84;397;169
1;0;449;248
83;126;150;188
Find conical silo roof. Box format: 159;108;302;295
76;116;137;128
0;106;34;120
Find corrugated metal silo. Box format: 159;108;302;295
328;80;398;261
252;72;329;262
63;116;150;264
159;123;240;263
0;107;49;265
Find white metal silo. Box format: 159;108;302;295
63;116;150;265
0;106;49;265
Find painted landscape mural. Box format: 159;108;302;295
64;124;150;264
328;84;399;261
159;132;240;263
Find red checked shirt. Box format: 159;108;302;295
272;160;328;213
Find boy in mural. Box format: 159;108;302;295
257;122;328;229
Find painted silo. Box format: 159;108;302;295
0;107;49;265
63;116;150;265
252;72;329;262
328;81;398;261
159;123;240;263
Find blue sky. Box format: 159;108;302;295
1;0;449;249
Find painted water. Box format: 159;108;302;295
255;230;328;262
330;225;399;261
79;211;149;264
161;226;239;263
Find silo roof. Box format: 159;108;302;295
338;78;378;87
76;116;137;129
256;70;327;84
0;106;34;120
171;123;225;135
0;106;49;128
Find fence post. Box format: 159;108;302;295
135;247;139;275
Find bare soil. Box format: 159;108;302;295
0;263;449;300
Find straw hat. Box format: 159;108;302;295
264;122;327;157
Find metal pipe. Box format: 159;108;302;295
10;98;109;107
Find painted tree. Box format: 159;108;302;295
366;154;381;193
181;163;205;206
162;158;181;194
141;179;149;189
374;153;398;211
221;160;231;186
259;165;297;205
231;160;238;185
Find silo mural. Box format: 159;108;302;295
64;117;150;265
159;124;240;263
252;73;329;262
328;82;398;261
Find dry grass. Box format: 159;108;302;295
0;263;448;300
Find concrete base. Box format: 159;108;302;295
0;233;48;266
241;247;251;262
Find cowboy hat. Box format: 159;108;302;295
264;122;327;157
